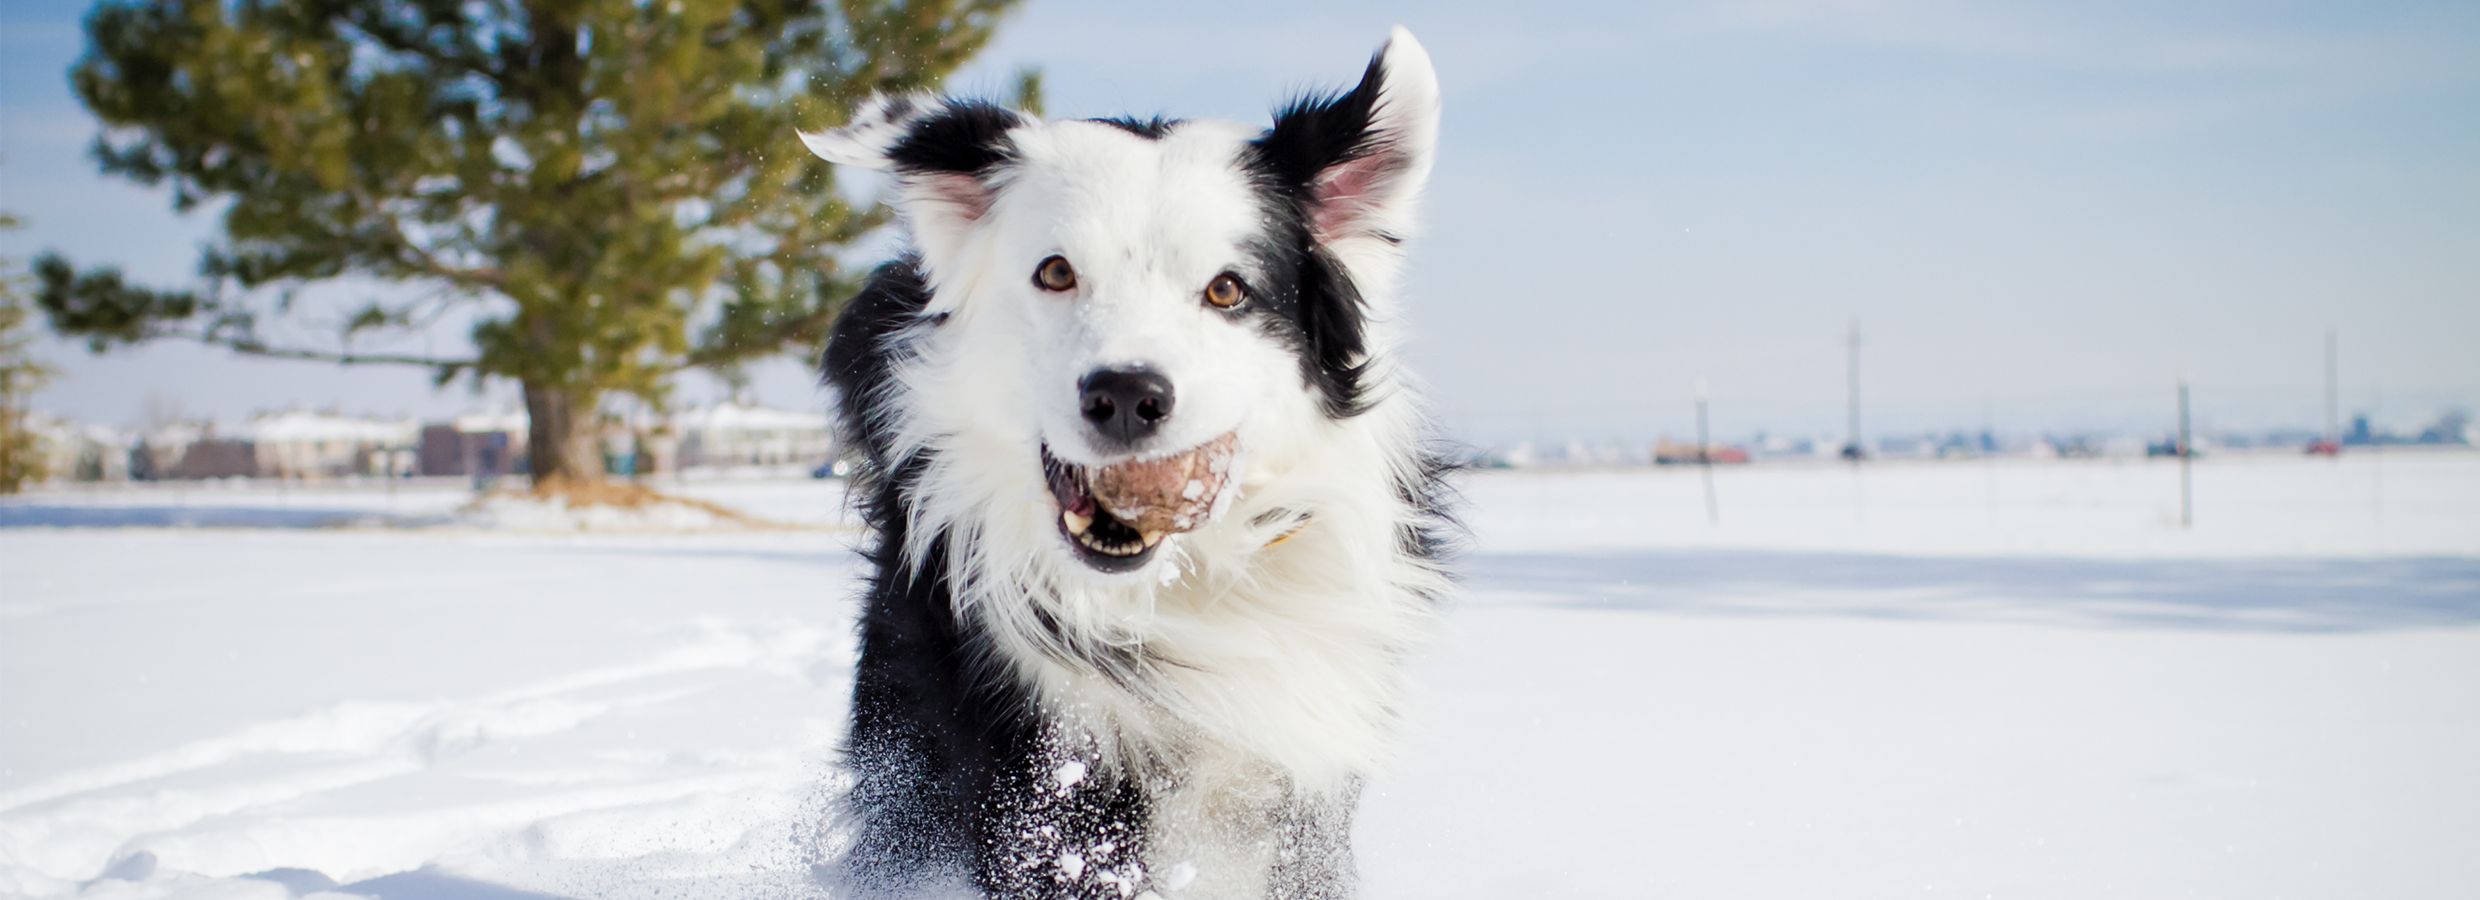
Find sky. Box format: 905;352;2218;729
4;0;2476;445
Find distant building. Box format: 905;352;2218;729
26;415;130;484
672;402;833;470
245;410;419;479
410;403;833;478
416;425;463;476
1873;434;1936;459
2419;410;2471;445
417;410;528;478
17;400;846;485
2338;409;2473;448
171;437;260;480
129;423;204;480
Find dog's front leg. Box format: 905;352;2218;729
978;741;1155;899
1143;749;1361;900
1267;784;1360;900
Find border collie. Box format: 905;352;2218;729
803;28;1456;899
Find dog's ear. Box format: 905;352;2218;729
801;94;1029;266
1255;27;1441;257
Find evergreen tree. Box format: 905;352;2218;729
37;0;1025;486
2;211;56;494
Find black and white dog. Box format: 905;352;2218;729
804;28;1455;899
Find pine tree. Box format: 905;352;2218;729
2;211;56;494
37;0;1025;487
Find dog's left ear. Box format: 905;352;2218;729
800;94;1029;270
1255;27;1442;256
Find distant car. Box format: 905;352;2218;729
2147;439;2201;458
2305;440;2341;456
1653;442;1751;465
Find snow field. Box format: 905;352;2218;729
2;453;2476;897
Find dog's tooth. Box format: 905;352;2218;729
1140;530;1166;548
1063;509;1093;535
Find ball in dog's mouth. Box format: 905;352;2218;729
1042;432;1238;572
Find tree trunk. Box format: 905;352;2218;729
522;380;602;488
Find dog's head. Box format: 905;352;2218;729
806;29;1438;580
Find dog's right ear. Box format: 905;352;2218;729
801;94;1029;268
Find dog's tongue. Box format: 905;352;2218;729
1090;432;1237;537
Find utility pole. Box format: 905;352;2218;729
1696;378;1718;525
2177;378;2194;529
2324;328;2340;446
1843;319;1863;463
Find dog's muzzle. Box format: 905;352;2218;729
1042;433;1237;572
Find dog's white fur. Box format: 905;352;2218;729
808;28;1445;894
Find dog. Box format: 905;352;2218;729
803;27;1456;899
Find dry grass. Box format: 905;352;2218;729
514;475;788;529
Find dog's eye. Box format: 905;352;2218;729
1203;273;1247;309
1034;256;1078;292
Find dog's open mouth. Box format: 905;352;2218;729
1042;432;1238;572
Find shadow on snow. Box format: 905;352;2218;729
232;866;577;899
0;504;444;529
1467;550;2480;633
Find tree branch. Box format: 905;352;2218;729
374;206;507;291
186;328;477;369
339;14;503;87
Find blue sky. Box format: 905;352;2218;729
5;0;2476;443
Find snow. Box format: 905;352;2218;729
1054;761;1088;794
240;412;418;446
0;478;853;533
2;453;2477;898
450;494;745;533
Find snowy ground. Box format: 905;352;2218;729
3;453;2477;898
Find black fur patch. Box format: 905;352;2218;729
1086;115;1182;139
1231;227;1373;419
1239;50;1399;419
884;100;1027;176
1250;54;1389;190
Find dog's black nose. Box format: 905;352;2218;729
1079;367;1175;447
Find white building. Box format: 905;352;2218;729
671;402;833;471
27;414;130;483
245;410;420;479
